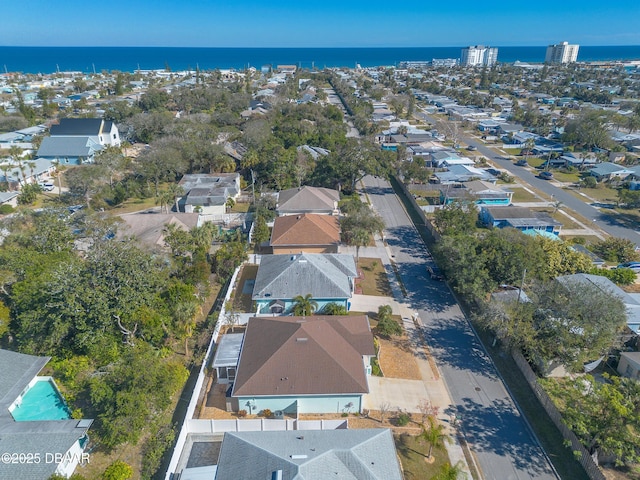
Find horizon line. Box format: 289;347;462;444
2;44;640;49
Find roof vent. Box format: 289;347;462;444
291;255;296;261
296;337;308;342
272;470;283;480
291;454;308;460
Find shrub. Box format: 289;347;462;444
0;204;14;214
261;409;272;418
238;409;248;418
102;461;133;480
397;412;411;426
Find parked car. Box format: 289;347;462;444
539;171;553;180
515;159;528;166
617;262;640;272
466;145;477;151
38;182;55;191
427;265;445;281
486;168;503;176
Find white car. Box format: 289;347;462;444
38;182;55;191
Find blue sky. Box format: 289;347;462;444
2;0;639;47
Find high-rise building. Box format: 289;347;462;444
545;42;579;64
460;46;498;66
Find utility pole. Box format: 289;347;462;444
516;268;527;304
250;169;256;205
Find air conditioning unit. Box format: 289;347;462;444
273;410;284;419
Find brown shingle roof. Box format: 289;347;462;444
270;213;340;247
232;316;374;397
277;186;339;214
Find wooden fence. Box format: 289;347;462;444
511;350;605;480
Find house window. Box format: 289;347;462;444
626;364;633;377
113;134;116;139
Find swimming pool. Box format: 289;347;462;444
10;377;71;421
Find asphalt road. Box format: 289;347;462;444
417;110;640;246
363;175;559;480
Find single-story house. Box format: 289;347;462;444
477;119;501;133
214;429;403;480
178;173;241;215
480;206;562;235
497;123;525;136
252;253;357;315
0;191;19;208
560;154;598;168
589;162;634;181
441;180;512;205
556;274;640;334
430;151;467;168
618;352;640;380
276;186;340;216
434;165;496;184
270;213;340;254
36;136;102;165
571;245;605;267
0;349;93;479
116;212;201;249
49;117;121;147
231;315;375;415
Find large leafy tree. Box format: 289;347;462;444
541;375;640;465
340;197;385;264
433;201;477;236
530;279;627;372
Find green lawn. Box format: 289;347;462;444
524;157;546;168
395;433;450;480
108;196;160;214
358;257;393;297
569;186;618;203
552;171;581;183
230;202;250;213
510;187;540;203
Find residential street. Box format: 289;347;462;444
362;175;559;480
417;111;640;246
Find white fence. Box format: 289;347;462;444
186;418;348;434
165;264;242;480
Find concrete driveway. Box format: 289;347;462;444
363;377;429;413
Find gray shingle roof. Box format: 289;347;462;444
215;429;403;480
37;136;102;158
590;162;628;176
178;174;240;207
252;254;356;301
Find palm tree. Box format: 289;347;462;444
292;294;318;316
350;227;370;265
430;461;466;480
419;416;447;460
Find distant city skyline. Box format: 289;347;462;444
1;0;639;48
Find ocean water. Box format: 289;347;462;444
1;46;640;74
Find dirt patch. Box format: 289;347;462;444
378;335;421;380
231;264;258;313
